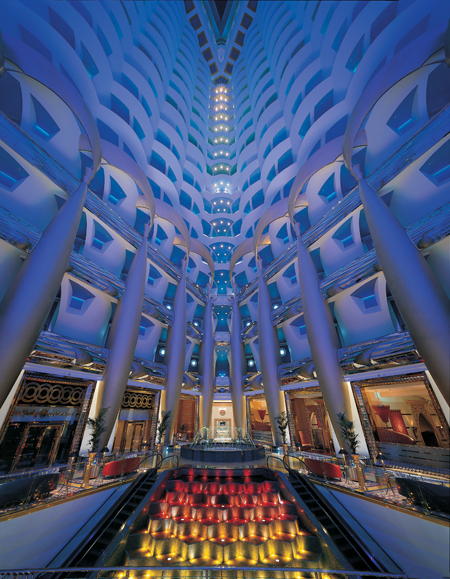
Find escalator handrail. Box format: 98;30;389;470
50;451;163;570
286;452;324;479
281;454;389;573
78;453;178;565
267;453;321;480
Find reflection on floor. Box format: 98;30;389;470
333;476;450;519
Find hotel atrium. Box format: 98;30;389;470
0;1;449;578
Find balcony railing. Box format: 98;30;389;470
237;104;450;305
267;453;450;520
0;451;179;518
279;330;421;385
28;331;167;383
0;112;207;305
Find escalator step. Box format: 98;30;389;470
327;527;342;534
99;536;114;544
348;559;371;569
85;551;101;560
330;533;349;541
109;523;123;530
328;531;345;540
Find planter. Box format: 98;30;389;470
350;454;368;491
157;444;173;457
82;452;98;488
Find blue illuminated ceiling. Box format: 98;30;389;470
214;0;228;20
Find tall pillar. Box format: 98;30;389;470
161;260;187;443
356;174;450;406
256;258;285;447
95;224;150;450
294;223;354;452
230;285;246;429
0;170;93;409
198;285;214;430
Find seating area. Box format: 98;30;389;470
103;456;142;478
251;421;272;432
303;458;342;480
377;428;416;445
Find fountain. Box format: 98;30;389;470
180;427;265;463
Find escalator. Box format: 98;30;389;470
74;468;161;567
49;454;172;575
280;455;396;577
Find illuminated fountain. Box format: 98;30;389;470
119;467;342;573
180;427;265;463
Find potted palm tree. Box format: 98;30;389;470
84;407;108;487
337;412;367;490
86;407;109;454
336;412;359;457
179;423;186;441
156;410;171;451
275;411;289;454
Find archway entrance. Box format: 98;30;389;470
419;413;439;447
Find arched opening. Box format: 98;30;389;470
419;413;438;447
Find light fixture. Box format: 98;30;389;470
280;348;286;356
248;359;255;367
159;348;166;356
